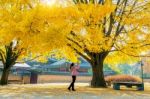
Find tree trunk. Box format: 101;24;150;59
91;60;106;87
0;68;10;85
0;41;21;85
90;52;108;88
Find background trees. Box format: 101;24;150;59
0;0;70;85
0;0;42;85
0;0;35;85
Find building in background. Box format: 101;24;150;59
142;57;150;79
26;58;116;76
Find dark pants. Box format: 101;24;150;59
68;76;76;90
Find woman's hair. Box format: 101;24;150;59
70;63;74;69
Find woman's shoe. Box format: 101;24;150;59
72;89;76;91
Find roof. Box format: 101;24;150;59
13;63;31;68
50;60;66;66
0;61;31;69
80;62;91;68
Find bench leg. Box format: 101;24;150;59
113;84;120;90
127;85;132;88
137;84;144;91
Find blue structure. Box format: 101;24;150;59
26;58;116;76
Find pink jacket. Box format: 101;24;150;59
70;65;80;76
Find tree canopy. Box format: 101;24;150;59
0;0;150;87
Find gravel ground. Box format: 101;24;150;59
0;83;150;99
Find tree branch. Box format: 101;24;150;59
67;43;91;63
25;55;43;62
0;51;6;67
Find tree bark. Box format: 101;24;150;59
90;52;108;88
0;41;21;85
91;60;106;87
0;68;10;85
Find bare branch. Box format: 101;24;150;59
25;55;43;62
119;49;150;58
0;51;6;67
67;43;91;63
67;37;83;49
109;49;119;53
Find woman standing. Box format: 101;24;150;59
68;63;80;91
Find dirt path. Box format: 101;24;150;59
0;83;150;99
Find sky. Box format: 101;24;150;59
41;0;72;6
41;0;56;6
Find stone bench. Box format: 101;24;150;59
113;82;144;91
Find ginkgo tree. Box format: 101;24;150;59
0;0;45;85
0;0;70;85
63;0;150;87
0;0;35;85
0;0;150;88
